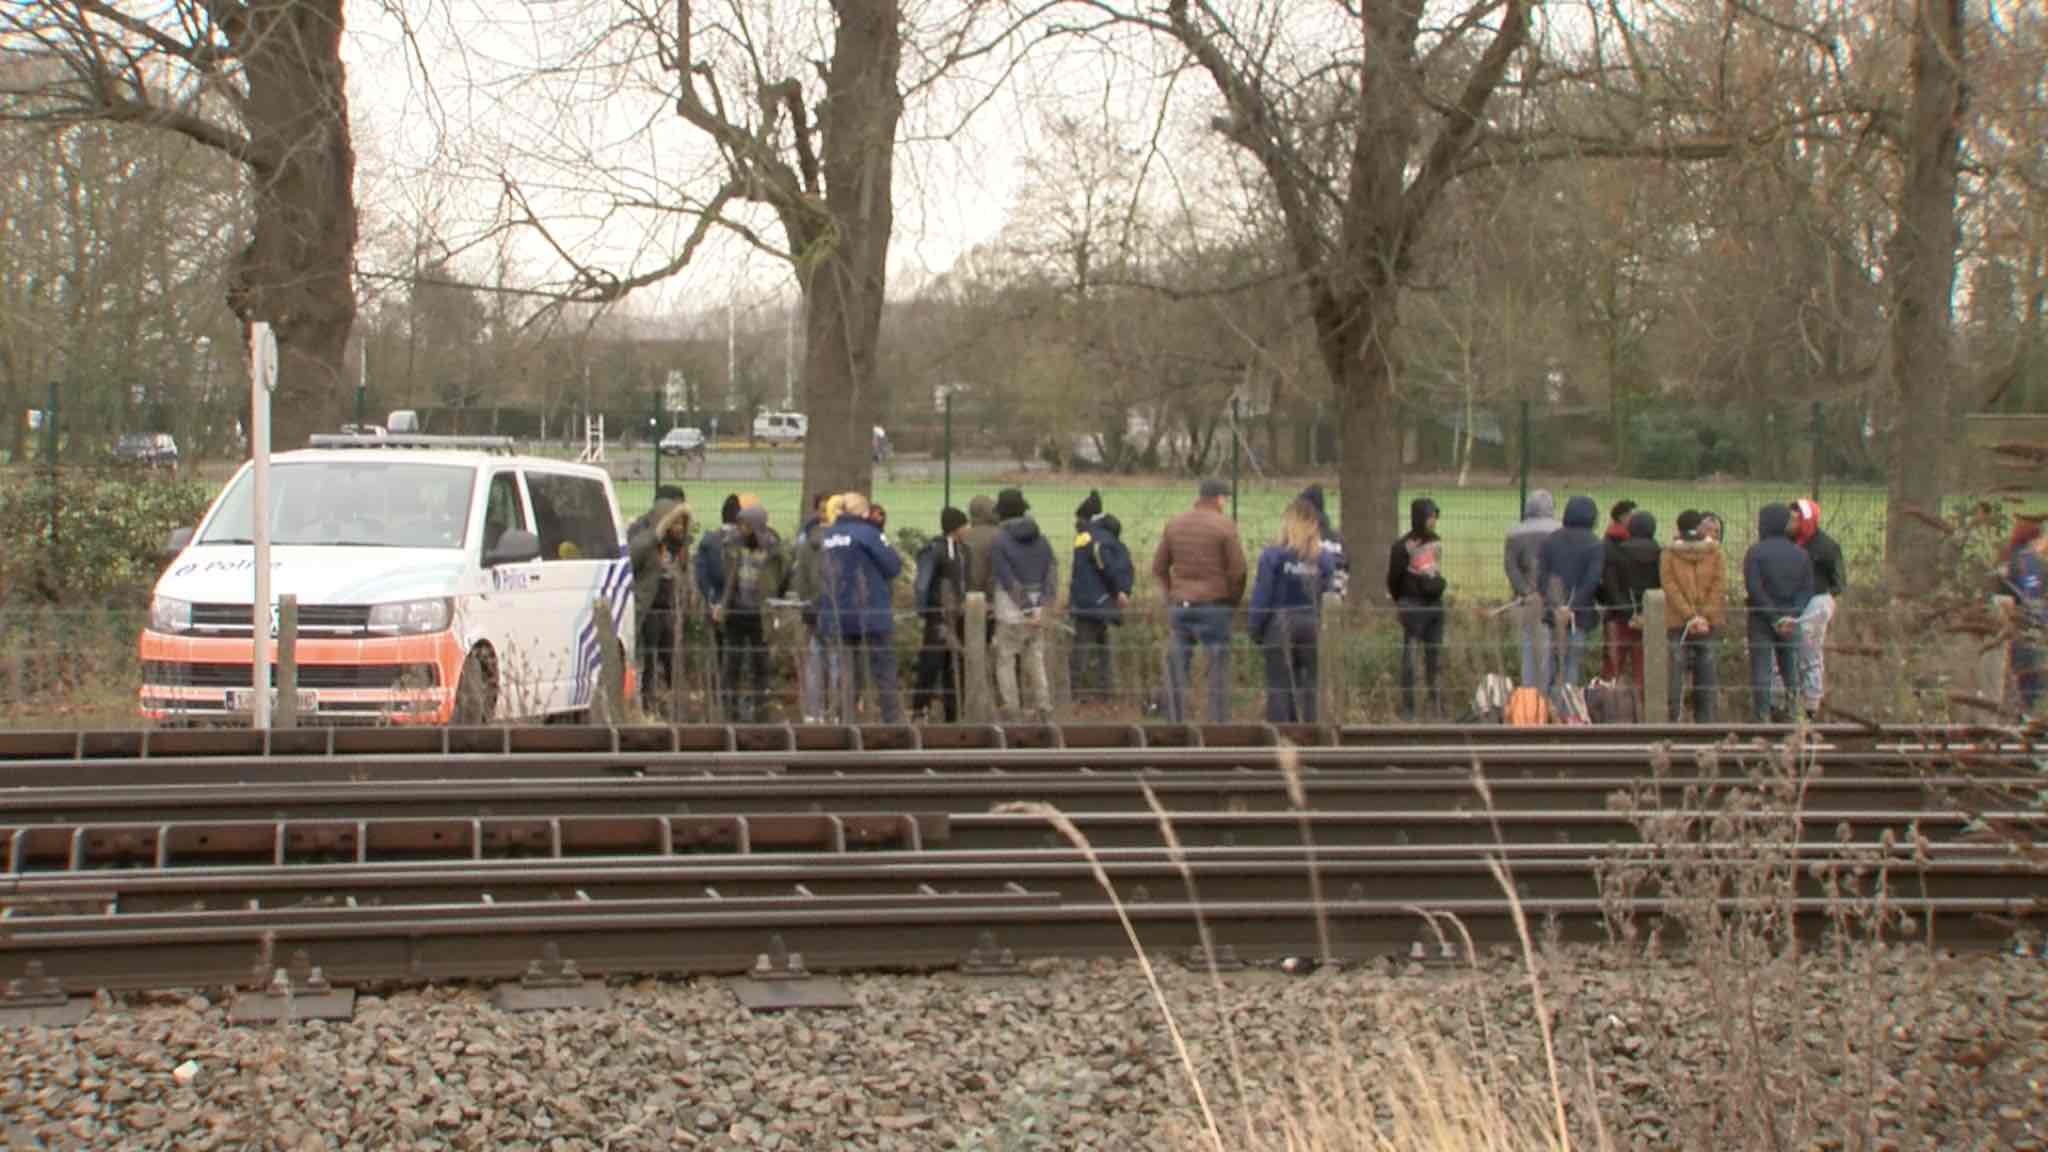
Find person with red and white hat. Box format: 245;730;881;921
1790;498;1845;716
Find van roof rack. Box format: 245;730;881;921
307;433;518;454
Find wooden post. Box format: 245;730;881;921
275;596;299;730
963;593;991;723
1642;590;1669;723
1983;595;2016;708
1318;593;1345;724
593;596;625;724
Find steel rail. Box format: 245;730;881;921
0;746;2032;793
2;894;2034;991
1;722;2022;763
5;845;2032;913
0;773;2019;825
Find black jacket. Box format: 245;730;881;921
1538;496;1606;632
1385;498;1444;605
1744;504;1816;625
1604;511;1662;618
1805;530;1846;598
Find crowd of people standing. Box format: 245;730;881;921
624;476;1851;726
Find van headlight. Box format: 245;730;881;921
149;596;192;634
368;598;452;636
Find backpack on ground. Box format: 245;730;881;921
1504;685;1550;727
1584;677;1639;725
1556;684;1592;726
1472;673;1514;723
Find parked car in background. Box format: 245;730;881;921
752;411;807;443
114;433;179;469
338;423;388;438
387;409;421;434
142;436;636;726
872;426;889;462
658;426;707;457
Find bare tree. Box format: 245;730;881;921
0;2;359;449
1885;0;1966;594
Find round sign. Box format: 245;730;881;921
256;325;279;393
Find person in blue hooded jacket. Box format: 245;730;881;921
1069;491;1134;704
819;491;903;723
1248;498;1338;723
1743;503;1815;722
1536;495;1604;705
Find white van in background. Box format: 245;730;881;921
141;436;635;725
752;411;807;443
387;409;421;434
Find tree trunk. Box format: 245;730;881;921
1325;289;1402;593
227;0;358;452
796;0;901;513
1883;0;1965;596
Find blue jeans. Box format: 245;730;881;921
1546;615;1588;707
1668;630;1719;723
1167;603;1234;724
1747;614;1801;722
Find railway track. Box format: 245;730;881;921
0;723;2040;1011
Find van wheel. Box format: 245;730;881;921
453;649;497;725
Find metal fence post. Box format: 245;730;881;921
1230;396;1241;522
275;596;299;730
1642;590;1669;723
1810;399;1823;503
943;391;953;511
963;592;991;723
1517;397;1530;522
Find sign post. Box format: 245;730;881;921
250;323;278;730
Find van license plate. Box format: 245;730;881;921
224;688;319;714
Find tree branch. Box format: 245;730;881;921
1402;0;1528;233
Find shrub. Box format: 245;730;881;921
0;471;214;606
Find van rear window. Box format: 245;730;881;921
199;462;474;548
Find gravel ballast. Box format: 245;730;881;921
2;948;2043;1151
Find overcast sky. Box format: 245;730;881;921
339;0;1192;326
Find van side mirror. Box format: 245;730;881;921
163;526;193;559
486;529;541;567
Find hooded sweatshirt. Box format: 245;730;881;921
1537;496;1605;632
1504;489;1561;600
1605;511;1662;618
993;515;1057;624
963;496;1001;598
820;512;903;636
1385;498;1444;605
1661;528;1727;632
1070;514;1134;622
1792;499;1847;598
1744;504;1815;628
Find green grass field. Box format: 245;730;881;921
617;477;1890;602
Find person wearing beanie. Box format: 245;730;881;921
1070;500;1134;705
1603;509;1662;704
819;491;903;722
1074;489;1104;533
1790;498;1845;715
1385;497;1446;719
1744;503;1815;722
1537;496;1605;706
991;488;1056;721
2001;517;2048;713
1504;489;1562;688
1596;499;1639;679
714;503;790;722
696;493;742;621
1298;484;1350;598
911;507;972;722
1662;509;1726;722
1153;478;1249;723
627;486;690;709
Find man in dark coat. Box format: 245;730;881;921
1603;510;1662;702
628;486;688;708
1069;493;1133;704
911;507;971;722
1385;497;1445;720
991;488;1057;721
1743;503;1816;721
1537;495;1605;705
1597;499;1637;678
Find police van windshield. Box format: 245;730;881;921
199;461;474;549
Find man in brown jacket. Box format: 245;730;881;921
1659;509;1727;722
1152;478;1249;722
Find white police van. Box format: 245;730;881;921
140;435;636;725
